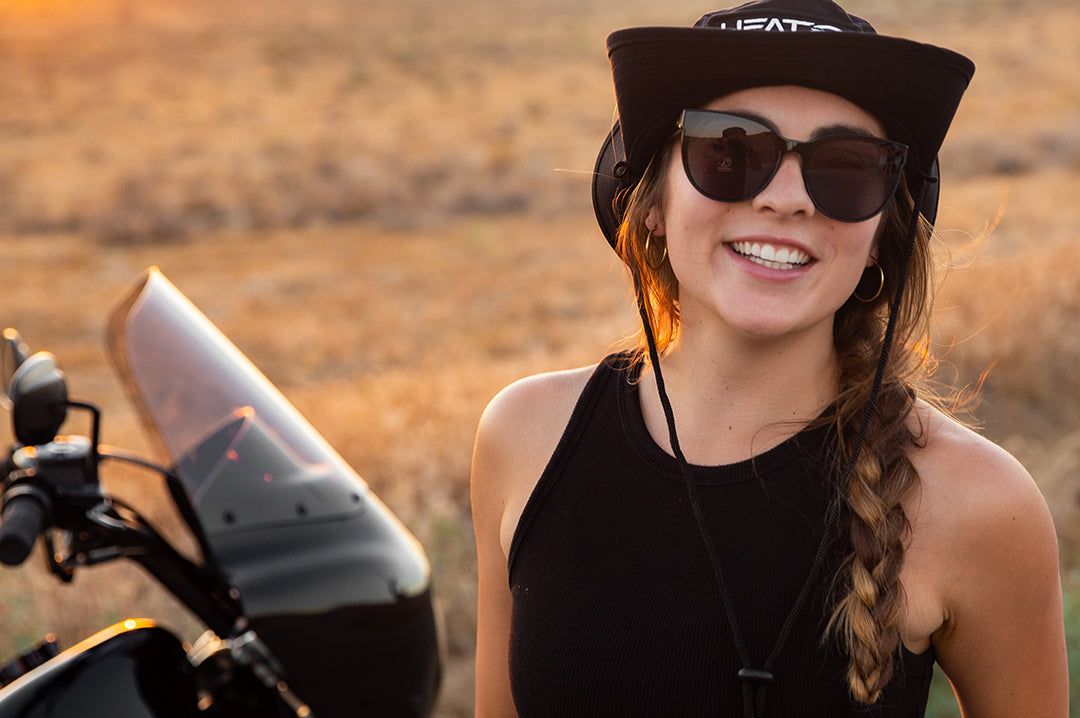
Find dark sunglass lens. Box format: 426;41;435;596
804;138;903;221
682;115;780;202
680;111;907;221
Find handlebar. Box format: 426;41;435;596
0;488;49;566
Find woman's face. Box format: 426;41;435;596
651;85;887;343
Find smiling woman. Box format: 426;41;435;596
470;0;1068;716
648;87;890;344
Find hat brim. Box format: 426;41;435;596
594;27;972;246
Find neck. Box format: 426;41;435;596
639;320;839;466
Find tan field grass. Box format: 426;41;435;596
1;0;1079;714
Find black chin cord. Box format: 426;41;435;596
631;175;933;718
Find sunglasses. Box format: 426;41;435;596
678;109;908;223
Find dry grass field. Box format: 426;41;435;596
0;0;1078;714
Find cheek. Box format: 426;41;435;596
661;163;732;242
833;215;882;265
826;222;883;306
653;155;685;237
867;214;885;259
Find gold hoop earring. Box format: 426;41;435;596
644;230;667;270
853;259;885;303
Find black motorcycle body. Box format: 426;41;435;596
0;620;199;718
0;268;441;717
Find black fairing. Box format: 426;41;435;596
251;591;442;717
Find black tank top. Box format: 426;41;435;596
507;355;934;717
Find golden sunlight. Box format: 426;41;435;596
0;0;118;24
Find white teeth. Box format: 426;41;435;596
731;241;810;270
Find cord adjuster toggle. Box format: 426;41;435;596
737;668;774;684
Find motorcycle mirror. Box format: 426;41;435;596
1;328;30;410
9;352;69;446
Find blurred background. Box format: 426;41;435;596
0;0;1078;714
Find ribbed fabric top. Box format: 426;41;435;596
507;354;934;717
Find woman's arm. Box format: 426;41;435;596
470;368;595;717
917;417;1068;716
471;390;519;717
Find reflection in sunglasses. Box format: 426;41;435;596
678;109;908;222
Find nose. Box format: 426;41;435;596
750;152;815;218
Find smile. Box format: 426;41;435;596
730;241;812;270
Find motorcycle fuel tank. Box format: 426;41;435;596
0;620;198;718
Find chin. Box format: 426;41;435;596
725;308;833;343
734;322;799;341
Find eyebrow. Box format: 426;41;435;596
721;108;882;140
813;123;879;139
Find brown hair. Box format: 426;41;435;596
614;137;680;356
615;142;935;704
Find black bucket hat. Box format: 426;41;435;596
591;0;975;249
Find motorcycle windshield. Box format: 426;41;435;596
104;268;429;615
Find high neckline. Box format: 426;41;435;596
614;356;834;486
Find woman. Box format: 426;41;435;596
471;1;1068;715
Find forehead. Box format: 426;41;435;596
702;85;888;139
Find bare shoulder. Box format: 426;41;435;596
476;364;598;453
907;402;1050;529
905;402;1067;714
471;364;598;556
905;401;1055;569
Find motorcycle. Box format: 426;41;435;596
0;267;442;717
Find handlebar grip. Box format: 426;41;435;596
0;494;47;566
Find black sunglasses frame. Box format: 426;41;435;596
677;109;909;223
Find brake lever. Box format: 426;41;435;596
45;500;165;580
